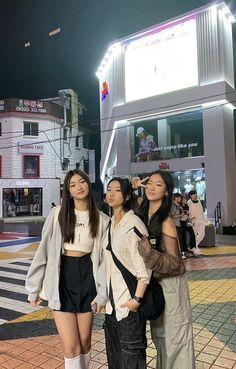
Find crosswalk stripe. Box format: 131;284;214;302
0;258;40;324
0;296;41;314
0;270;28;279
0;264;29;272
0;281;27;294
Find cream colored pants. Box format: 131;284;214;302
192;222;205;247
151;275;195;369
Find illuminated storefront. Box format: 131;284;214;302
0;179;60;218
97;2;236;226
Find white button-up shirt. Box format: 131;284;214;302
104;210;151;321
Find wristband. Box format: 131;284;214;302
133;295;143;304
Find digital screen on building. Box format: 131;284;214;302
125;18;198;102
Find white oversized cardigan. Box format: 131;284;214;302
25;206;109;310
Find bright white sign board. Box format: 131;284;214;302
125;18;198;102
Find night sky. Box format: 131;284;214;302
1;0;235;120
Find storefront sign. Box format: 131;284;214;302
18;140;44;154
102;82;109;101
16;180;31;186
159;162;170;169
16;99;47;114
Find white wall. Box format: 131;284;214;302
0;115;87;183
203;104;236;225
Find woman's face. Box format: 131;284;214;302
106;180;124;209
145;173;166;202
68;174;89;200
182;197;187;205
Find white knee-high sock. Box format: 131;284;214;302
82;351;91;369
64;354;85;369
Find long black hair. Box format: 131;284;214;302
107;177;139;213
58;169;99;242
139;170;174;243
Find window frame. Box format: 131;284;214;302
23;121;39;136
23;155;40;178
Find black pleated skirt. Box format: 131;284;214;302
59;254;96;313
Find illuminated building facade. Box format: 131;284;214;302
97;2;236;225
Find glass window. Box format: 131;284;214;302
23;156;40;178
172;169;206;210
23;122;38;136
137;169;206;209
130;110;203;162
3;188;42;217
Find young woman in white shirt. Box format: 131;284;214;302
95;177;151;369
26;169;108;369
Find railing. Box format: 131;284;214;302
214;201;221;229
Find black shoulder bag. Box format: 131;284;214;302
106;222;165;320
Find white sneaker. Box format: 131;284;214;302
181;252;187;259
191;247;202;256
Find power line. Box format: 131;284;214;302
0;97;235;152
1;88;235;141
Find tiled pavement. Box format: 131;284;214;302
0;232;235;369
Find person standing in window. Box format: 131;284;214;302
136;127;159;162
26;169;109;369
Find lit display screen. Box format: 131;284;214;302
125;18;198;102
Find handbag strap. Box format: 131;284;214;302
107;220;136;296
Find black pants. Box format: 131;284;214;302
104;311;147;369
175;226;185;252
180;220;196;250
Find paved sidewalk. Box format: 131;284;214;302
0;233;235;368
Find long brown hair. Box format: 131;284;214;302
58;169;99;241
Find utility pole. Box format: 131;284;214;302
58;90;68;169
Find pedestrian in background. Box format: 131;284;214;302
187;190;205;255
180;196;197;256
26;169;108;369
171;193;186;258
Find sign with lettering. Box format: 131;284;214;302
16;180;31;186
16;99;47;114
102;82;109;101
18;140;44;154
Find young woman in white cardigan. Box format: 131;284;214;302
26;169;108;369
